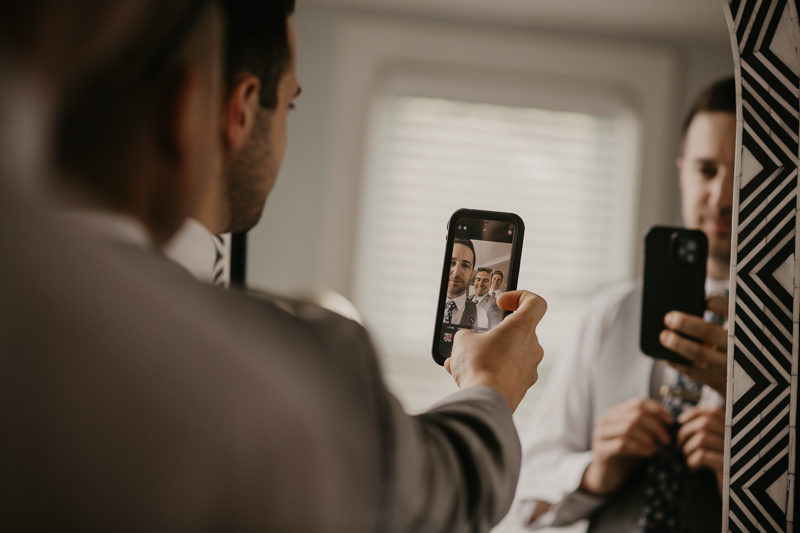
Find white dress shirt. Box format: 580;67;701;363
446;292;489;328
162;218;218;284
515;279;726;530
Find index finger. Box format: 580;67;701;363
637;398;675;425
664;312;727;348
496;290;547;321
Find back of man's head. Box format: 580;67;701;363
55;0;225;245
224;0;296;110
0;0;150;89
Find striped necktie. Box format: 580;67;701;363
639;289;728;532
444;300;457;324
212;235;228;288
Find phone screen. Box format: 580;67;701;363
434;212;522;364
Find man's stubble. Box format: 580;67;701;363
225;107;276;233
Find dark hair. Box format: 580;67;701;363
453;238;476;270
55;0;214;203
492;271;504;281
223;0;295;110
681;76;736;138
476;267;493;275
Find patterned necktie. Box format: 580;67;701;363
444;300;457;324
639;290;728;532
212;235;227;288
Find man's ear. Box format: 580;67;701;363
222;73;261;153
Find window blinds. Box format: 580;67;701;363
354;95;639;412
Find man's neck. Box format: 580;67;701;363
707;258;730;282
191;173;227;235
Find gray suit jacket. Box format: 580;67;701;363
0;183;522;532
477;294;504;329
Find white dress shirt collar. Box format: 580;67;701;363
162;218;217;284
448;292;468;311
62;210;152;249
706;277;730;295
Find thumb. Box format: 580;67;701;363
497;290;547;322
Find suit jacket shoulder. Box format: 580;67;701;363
241;290;522;533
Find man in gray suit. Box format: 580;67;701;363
48;1;549;532
1;1;333;531
474;267;504;329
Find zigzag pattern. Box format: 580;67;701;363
725;0;799;531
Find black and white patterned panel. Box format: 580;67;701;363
213;233;232;287
723;0;799;531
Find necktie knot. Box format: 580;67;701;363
444;300;457;324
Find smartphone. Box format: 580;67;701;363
432;209;525;366
640;226;708;364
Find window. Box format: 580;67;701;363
355;87;640;417
316;16;677;532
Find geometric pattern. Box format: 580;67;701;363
212;233;232;288
723;1;800;531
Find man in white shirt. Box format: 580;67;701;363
515;77;735;533
474;267;503;329
490;270;505;298
444;239;489;329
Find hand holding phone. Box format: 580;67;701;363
432;209;524;365
640;226;708;365
445;290;546;413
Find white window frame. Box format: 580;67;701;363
315;14;681;302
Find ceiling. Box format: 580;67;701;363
303;0;731;44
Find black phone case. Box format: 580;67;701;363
640;226;708;365
432;209;525;366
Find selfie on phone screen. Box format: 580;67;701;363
434;211;523;364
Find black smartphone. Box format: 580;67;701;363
432;209;525;366
640;226;708;364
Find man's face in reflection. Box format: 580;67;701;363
474;270;491;298
448;243;474;299
678;111;736;266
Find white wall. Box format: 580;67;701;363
246;3;735;296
